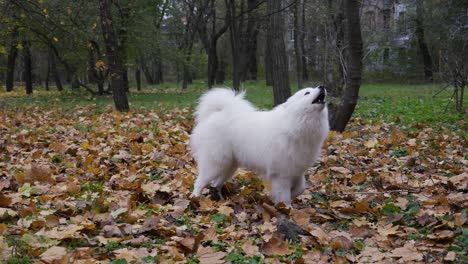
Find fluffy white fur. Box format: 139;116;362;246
190;87;329;204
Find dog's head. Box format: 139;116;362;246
282;86;328;115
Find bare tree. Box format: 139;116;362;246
441;8;467;112
293;0;303;89
23;40;33;95
330;0;363;132
415;0;433;82
266;0;291;105
5;28;18;92
197;0;228;88
99;0;129;112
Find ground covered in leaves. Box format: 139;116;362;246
0;104;466;264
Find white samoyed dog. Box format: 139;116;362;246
190;86;329;205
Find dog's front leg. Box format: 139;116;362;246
270;176;292;205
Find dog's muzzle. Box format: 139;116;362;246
312;86;326;104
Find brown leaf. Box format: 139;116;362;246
217;205;234;216
241;240;260;257
40;246;69;264
351;172;366;184
390;242;423;262
197;245;226;264
261;234;293;256
114;248;151;262
26;163;54;183
309;225;330;245
444;251;456;261
331;166;351;175
428;230;454;241
377;224;399;237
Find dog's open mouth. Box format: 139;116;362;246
312;89;326;104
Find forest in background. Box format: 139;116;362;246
0;0;466;124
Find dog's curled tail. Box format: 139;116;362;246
195;88;255;124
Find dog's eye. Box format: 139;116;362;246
304;92;310;96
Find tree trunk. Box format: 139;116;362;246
155;49;163;84
118;4;130;92
99;0;129;112
207;42;219;87
330;0;363;132
5;29;19;92
293;0;303;89
301;0;308;81
267;0;291;106
182;47;193;89
415;1;433;82
23;41;33;95
45;56;50;91
216;58;226;84
49;49;63;91
265;41;273;86
141;58;154;84
135;66;141;91
242;0;259;82
227;0;243;90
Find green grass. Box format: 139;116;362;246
0;81;465;131
356;83;465;129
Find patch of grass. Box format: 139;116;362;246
356;83;465;131
380;200;401;216
1;82;464;133
6;256;32;264
225;250;262;264
81;180;104;194
105;241;123;252
110;259;128;264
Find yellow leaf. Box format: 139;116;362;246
364;137;378;148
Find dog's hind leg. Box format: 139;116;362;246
270;175;292;205
210;162;237;199
193;159;235;197
291;175;306;200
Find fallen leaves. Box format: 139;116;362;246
390;242;423;262
197;245;226;264
0;105;465;263
261;234;293;256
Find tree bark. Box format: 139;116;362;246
267;0;291;106
99;0;129;112
415;1;433;82
330;0;363;132
5;29;19;92
155;48;163;84
265;41;273;86
23;41;33;95
226;0;243;90
293;0;303;89
301;0;308;81
49;48;63;91
141;57;154;84
117;3;131;92
242;0;259;81
45;55;50;91
135;66;141;91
